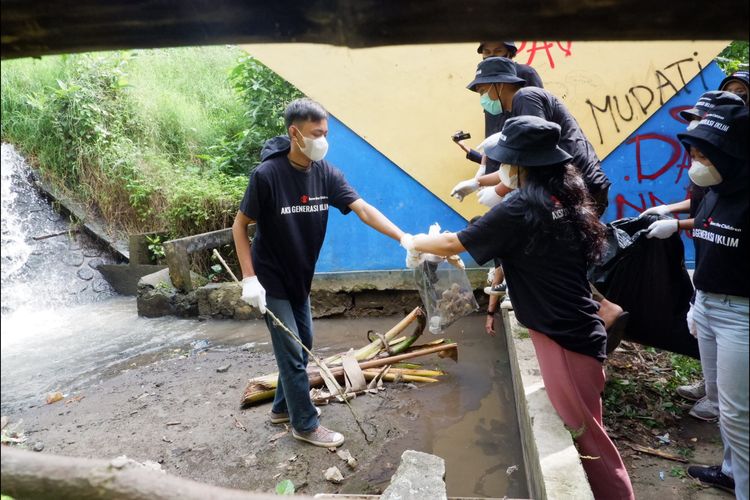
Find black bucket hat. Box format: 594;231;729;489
476;41;518;57
678;105;749;160
485;115;573;167
719;70;750;91
679;91;744;122
466;57;526;92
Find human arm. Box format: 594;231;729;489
640;199;691;217
232;210;266;313
349;199;404;242
451;170;510;201
411;232;466;257
485;268;503;337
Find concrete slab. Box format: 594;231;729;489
500;300;594;500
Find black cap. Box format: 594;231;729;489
679;91;744;122
719;70;750;91
678;105;749;160
485;116;573;167
476;41;518;57
467;57;525;92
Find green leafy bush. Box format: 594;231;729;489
1;47;299;242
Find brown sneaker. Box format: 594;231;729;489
269;406;321;424
292;425;345;448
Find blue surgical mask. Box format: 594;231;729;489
480;85;503;115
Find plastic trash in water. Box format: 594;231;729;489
659;471;665;481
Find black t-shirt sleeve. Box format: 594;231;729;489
512;90;547;119
239;170;265;220
457;203;518;265
466;149;483;164
327;165;360;215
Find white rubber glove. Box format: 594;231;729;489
476;187;503;208
241;276;266;314
450;179;480;201
640;205;671;218
686;305;697;338
400;233;423;269
646;219;679;239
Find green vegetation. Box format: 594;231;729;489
1;46;301;239
717;40;749;74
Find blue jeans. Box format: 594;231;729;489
694;290;749;500
265;295;319;433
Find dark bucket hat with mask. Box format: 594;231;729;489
466;57;526;92
679;91;744;122
677;105;749;160
476;41;518;56
485;115;573;167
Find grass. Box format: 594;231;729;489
1;46;295;246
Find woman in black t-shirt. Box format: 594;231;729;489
401;115;634;499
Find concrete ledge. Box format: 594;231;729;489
501;300;594;500
32;172;130;261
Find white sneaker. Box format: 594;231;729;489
688;396;719;422
292;425;345;448
676;379;706;402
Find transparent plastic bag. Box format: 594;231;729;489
415;257;479;334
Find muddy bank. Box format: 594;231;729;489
3;314;529;498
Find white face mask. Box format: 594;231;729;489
688;160;723;187
294;129;329;162
499;163;519;189
686;120;700;131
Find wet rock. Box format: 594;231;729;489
216;364;231;373
82;247;102;258
62;253;85;267
76;268;95;281
87;257;104;270
92;279;111;293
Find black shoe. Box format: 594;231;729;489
687;465;735;493
605;311;630;354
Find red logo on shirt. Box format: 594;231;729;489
300;195;309;204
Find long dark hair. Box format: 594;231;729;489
516;163;606;265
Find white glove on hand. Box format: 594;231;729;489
450;179;480;201
640;205;671;218
241;276;266;314
474;164;486;179
400;233;423;269
686;305;697;338
476;187;503;208
646;219;679;239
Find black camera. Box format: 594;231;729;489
451;130;471;143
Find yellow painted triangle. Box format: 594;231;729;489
241;41;728;220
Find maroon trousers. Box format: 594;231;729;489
530;330;634;500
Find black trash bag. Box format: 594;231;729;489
588;216;699;359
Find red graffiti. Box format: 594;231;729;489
516;41;573;69
625;133;682;183
669;105;693;124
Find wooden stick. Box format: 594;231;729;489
626;443;689;463
31;229;79;241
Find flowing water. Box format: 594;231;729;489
1;143;528;497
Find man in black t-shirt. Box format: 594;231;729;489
232;98;407;448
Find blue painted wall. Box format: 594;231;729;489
317;115;477;272
600;61;726;267
317;62;725;272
